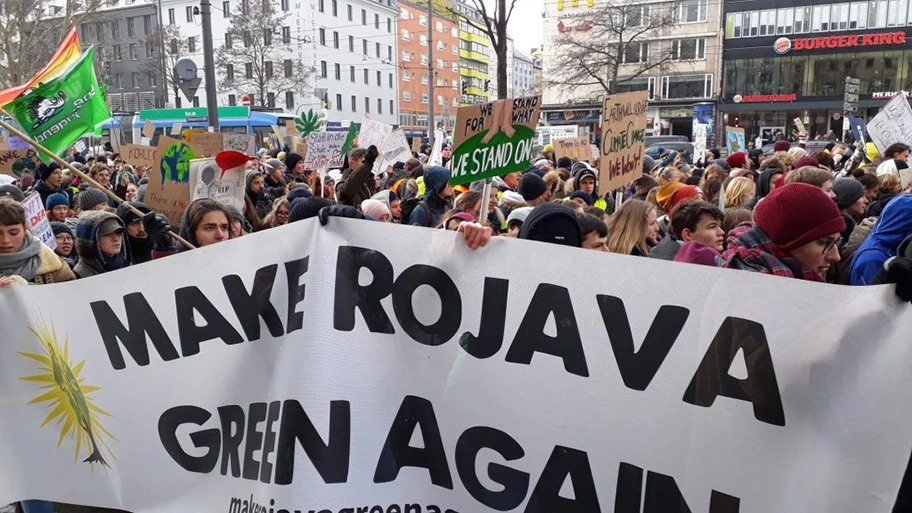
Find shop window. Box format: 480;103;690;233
888;0;908;26
726;13;741;38
812;4;830;32
850;2;868;29
832;4;850;30
661;74;712;99
759;10;775;36
869;0;888;28
777;8;794;34
794;7;812;33
748;11;760;36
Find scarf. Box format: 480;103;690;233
0;234;42;281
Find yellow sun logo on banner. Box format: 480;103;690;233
19;315;116;467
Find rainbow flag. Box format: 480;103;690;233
0;28;80;106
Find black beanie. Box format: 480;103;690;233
37;162;61;181
518;172;547;201
117;201;152;225
519;203;582;247
50;221;73;238
288;197;335;223
832;178;866;210
284;152;304;172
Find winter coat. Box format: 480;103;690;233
336;161;374;207
29;180;60;206
7;243;76;285
834;216;877;285
408;166;451;227
723;224;824;281
850;195;912;285
649;236;682;261
73;211;131;279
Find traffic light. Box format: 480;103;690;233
484;79;490;92
461;81;468;94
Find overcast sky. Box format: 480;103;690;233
507;0;544;55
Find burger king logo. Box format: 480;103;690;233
774;37;792;54
733;94;743;103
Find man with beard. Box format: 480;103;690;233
116;201;174;263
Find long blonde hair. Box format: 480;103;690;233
723;177;756;208
262;198;291;229
607;199;654;255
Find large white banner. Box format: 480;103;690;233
1;219;912;513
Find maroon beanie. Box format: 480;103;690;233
793;156;819;169
773;140;791;152
726;151;746;168
754;183;846;252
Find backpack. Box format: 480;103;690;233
400;198;430;226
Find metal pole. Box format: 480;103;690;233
156;0;167;108
200;0;220;130
427;0;435;146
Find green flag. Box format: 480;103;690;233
340;120;358;155
7;46;111;162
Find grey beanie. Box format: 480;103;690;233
832;178;865;210
77;188;108;211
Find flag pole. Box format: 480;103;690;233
0;113;196;250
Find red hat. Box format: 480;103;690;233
754;183;846;251
726;151;747;168
773;141;791;152
668;185;702;218
793;156;819;169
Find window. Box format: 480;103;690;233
349;35;354;51
421;73;429;84
403;70;410;81
389;73;393;87
126;17;135;37
869;0;888;28
333;31;339;48
378;98;383;114
402;29;411;41
622;42;648;63
144;15;152;35
188;36;196;53
223;1;230;17
132;72;140;88
225;33;232;49
186;6;193;22
759;9;775;35
615;76;656;100
245;63;253;78
794;7;811;33
420;53;428;65
265;61;273;78
244;30;251;47
452;62;458;72
388;18;392;33
889;0;908;26
335;63;341;79
267;92;275;108
169;39;177;55
421;92;429;103
812;5;829;32
376;70;381;85
286;92;294;109
625;5;648;27
348;5;353;20
168;8;175;24
228;94;236;106
363;39;368;54
114;74;123;89
111;20;120;39
452;44;457;55
375;14;379;28
283;27;291;44
727;12;742;37
661;74;712;99
850;2;868;29
193;96;200;108
677;0;707;22
128;43;137;60
389;46;393;60
320;61;328;78
365;96;370;113
436;21;443;32
332;0;337;16
364;68;369;84
351;95;357;111
437;58;443;69
452;27;458;37
420;34;428;46
437;40;444;50
227;63;235;79
671;38;705;60
147;42;156;58
94;23;104;42
114;45;122;61
362;9;366;24
452;79;458;89
319;0;324;12
284;59;292;77
281;0;289;11
320;28;326;45
242;0;248;14
402;50;411;61
376;42;380;57
403;91;412;101
350;65;355;82
336;94;342;111
390;100;394;113
264;29;272;46
777;8;794;34
419;14;427;26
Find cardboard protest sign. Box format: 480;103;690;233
145;136;197;226
0;149;40;177
271;125;285;145
0;132;7;150
222;133;256;156
22;192;56;250
693;124;708;165
2;218;912;513
726;126;746;155
8;136;29;150
412;136;422;153
170;122;183;136
553;136;592;162
142;120;156;139
187;132;224;158
303;131;347;170
285;119;298;135
599;91;648;194
357;117;393;173
450;95;541;185
188;157;245;211
868;93;912;154
121;144;159;169
182;129;205;143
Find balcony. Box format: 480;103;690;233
459;48;489;63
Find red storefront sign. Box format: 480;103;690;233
734;94;797;103
786;31;906;52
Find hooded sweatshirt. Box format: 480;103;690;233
408;166;451;227
116;201;155;264
73;210;131;278
850;195;912;285
876;159;912;189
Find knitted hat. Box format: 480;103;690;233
37;162;61;181
506;206;533;226
642;155;656;173
726;152;747;169
45;192;70;210
660;150;679;168
655;182;685;211
518;172;547;201
668;185;702;215
0;185;25;202
773;141;791;152
754;183;846;251
569;190;593;205
360;198;390;219
265;158;284;171
77;188;108;211
519;203;582;247
632;175;659;198
288;197;335;223
794;156;820;169
712;158;731;171
287;187;312;205
284;152;304;172
500;191;526;205
557;157;573;169
50;221;73;238
832;178;865;209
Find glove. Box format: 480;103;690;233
318;205;365;226
883;257;912;302
365;145;380;166
142;212;172;236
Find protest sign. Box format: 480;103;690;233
222;133;256;156
188;157;245;211
285;119;298;135
868;93;912;153
21;192;56;250
412;135;422;153
726;126;746;155
74;140;87;154
553;136;592;162
599;91;648;194
793;117;807;135
188;132;224;158
121;144;159;169
271;125;285;145
450;95;541;185
428;129;445;167
8;136;29;150
0;149;40;177
1;219;912;513
182;129;205;143
358;117;393;173
382;129;411;165
693;124;708;165
303;131;347;170
142;120;156;139
849;115;868;145
170;122;183;136
0;132;7;150
145;136;196;226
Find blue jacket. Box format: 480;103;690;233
850;195;912;285
408;166;451;227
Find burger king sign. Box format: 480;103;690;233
774;37;792;54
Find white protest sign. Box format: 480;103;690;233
303;131;347;170
21;192;56;250
793;117;807;135
358;117;393;173
694;124;708;165
868;93;912;153
1;219;912;513
74;140;87;154
378;129;412;174
222;133;257;156
188;158;245;211
428;129;445;167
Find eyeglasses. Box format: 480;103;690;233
54;234;73;242
818;237;842;254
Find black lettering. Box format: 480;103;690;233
91;293;179;370
456;426;528;511
158;405;220;473
597;296;690;390
386;506;401;513
242;402;267;480
218;405;245;477
374;395;454;489
274;400;351;485
334;246;395;333
644;469;740;512
524;446;599;513
260;401;281;483
459;278;509;358
683;317;785;426
223;264;285;341
505;284;589;377
175;286;244;356
392;264;461;346
285;257;309;334
614;463;643;513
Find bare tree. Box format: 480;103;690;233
450;0;515;100
142;24;187;105
546;0;681;97
215;0;313;110
0;0;116;88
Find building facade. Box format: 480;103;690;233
722;0;912;141
513;50;535;97
452;0;492;105
397;0;460;137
